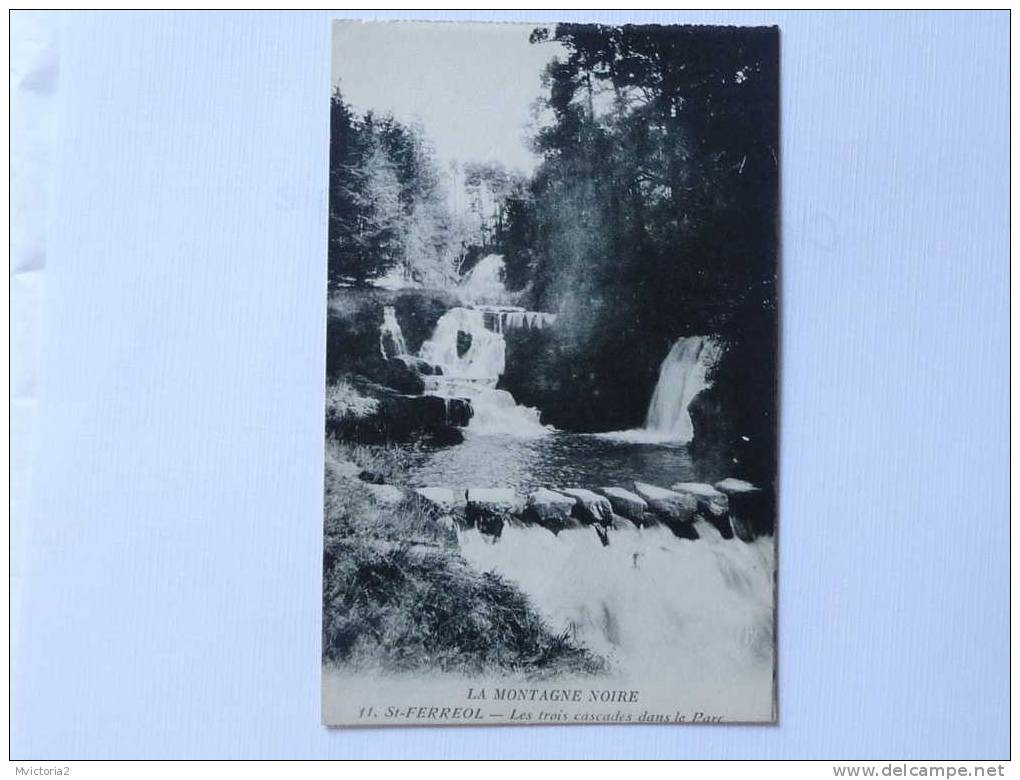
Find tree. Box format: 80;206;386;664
496;24;779;470
327;88;461;288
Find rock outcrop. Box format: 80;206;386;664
633;481;699;539
715;478;773;539
522;488;577;533
414;487;466;518
559;488;613;525
671;482;733;539
596;487;649;524
327;376;473;445
466;488;523;539
456;330;472;358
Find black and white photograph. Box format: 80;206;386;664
322;20;779;726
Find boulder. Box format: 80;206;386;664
671;482;732;539
380;358;426;394
465;488;523;539
559;488;613;524
466;488;523;513
597;487;649;523
327;380;472;447
456;330;472;358
369;391;474;440
633;481;698;538
715;477;757;493
375;393;442;433
522;488;577;533
671;481;728;510
633;482;697;523
715;478;773;539
413;487;466;518
443;397;473;427
394;354;443;377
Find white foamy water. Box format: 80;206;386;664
420;307;505;381
599;336;720;445
379;305;409;359
419;305;551;436
458;253;510;304
496;309;557;331
459;521;774;701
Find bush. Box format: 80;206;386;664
325;380;379;423
325;437;420;484
323;541;605;677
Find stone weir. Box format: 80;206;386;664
399;478;771;544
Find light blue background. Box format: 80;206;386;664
11;10;1009;759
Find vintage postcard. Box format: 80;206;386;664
322;20;778;726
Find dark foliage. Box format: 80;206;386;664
328;89;460;288
498;24;779;478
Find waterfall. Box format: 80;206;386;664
420;308;504;382
498;309;557;331
459;522;774;711
379;305;408;359
595;336;720;445
419;307;549;436
459;254;510;305
644;336;721;441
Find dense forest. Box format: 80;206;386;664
327;98;529;288
327;24;779;483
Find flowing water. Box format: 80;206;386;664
459;521;774;684
379;305;408;359
645;336;721;439
596;335;720;445
458;253;511;305
419;305;550;436
390;264;771;685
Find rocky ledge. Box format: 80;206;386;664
397;478;773;543
327;375;473;445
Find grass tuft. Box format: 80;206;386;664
325;379;379;422
322;438;605;678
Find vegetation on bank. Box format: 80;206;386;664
322;438;606;676
327;24;779;485
325;287;458;381
325;379;378;423
496;25;778;482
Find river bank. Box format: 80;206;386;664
322;438;606;677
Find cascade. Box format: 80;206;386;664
595;336;720;445
379;305;409;359
458;254;510;305
643;336;721;442
419;307;549;436
459;521;774;693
